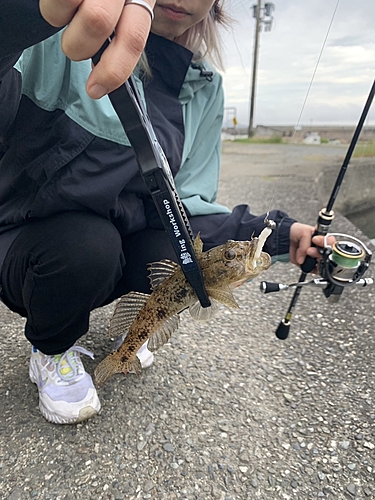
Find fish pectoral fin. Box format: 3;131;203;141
189;298;220;321
147;260;180;291
108;292;150;338
206;287;240;309
188;287;240;322
147;314;180;352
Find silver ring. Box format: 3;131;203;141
124;0;154;21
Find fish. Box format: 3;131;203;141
94;230;272;387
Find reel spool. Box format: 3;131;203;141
320;233;372;288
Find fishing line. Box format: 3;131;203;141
264;0;341;215
224;0;255;74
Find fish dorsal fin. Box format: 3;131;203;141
147;314;180;352
193;233;204;255
108;291;150;338
206;287;240;309
148;259;180;291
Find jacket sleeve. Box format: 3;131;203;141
0;0;60;135
188;206;296;258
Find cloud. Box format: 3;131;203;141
220;0;375;125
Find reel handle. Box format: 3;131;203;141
260;282;286;294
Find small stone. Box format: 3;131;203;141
8;490;23;500
239;466;248;473
145;423;155;434
363;441;375;450
143;480;154;492
268;475;276;487
137;440;147;451
339;440;350;450
163;443;174;453
347;484;356;496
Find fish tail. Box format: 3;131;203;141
94;351;141;387
94;352;121;387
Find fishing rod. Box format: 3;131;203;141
260;79;375;340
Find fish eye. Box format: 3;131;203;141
225;249;236;260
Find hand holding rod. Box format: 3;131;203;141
276;78;375;339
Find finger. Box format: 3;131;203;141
306;247;321;260
39;0;81;27
311;235;325;248
288;246;297;266
61;0;126;62
296;231;313;265
86;3;153;98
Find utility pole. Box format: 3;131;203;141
248;1;275;138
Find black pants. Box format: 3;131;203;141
0;212;176;355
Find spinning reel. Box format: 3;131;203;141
319;233;372;298
260;231;373;303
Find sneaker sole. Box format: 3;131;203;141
39;401;100;424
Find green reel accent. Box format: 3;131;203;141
331;241;365;269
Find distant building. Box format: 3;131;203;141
303;132;321;144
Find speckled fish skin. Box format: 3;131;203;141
94;236;271;386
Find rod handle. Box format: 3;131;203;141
300;255;317;273
276;319;291;340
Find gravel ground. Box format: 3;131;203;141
1;143;374;499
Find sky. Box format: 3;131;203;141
219;0;375;127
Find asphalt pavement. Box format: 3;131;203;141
1;142;374;500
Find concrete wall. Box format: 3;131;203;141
315;159;375;216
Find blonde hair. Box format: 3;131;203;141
174;1;229;70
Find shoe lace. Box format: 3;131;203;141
44;346;95;382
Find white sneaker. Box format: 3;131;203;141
113;336;154;369
136;341;154;369
29;346;101;424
